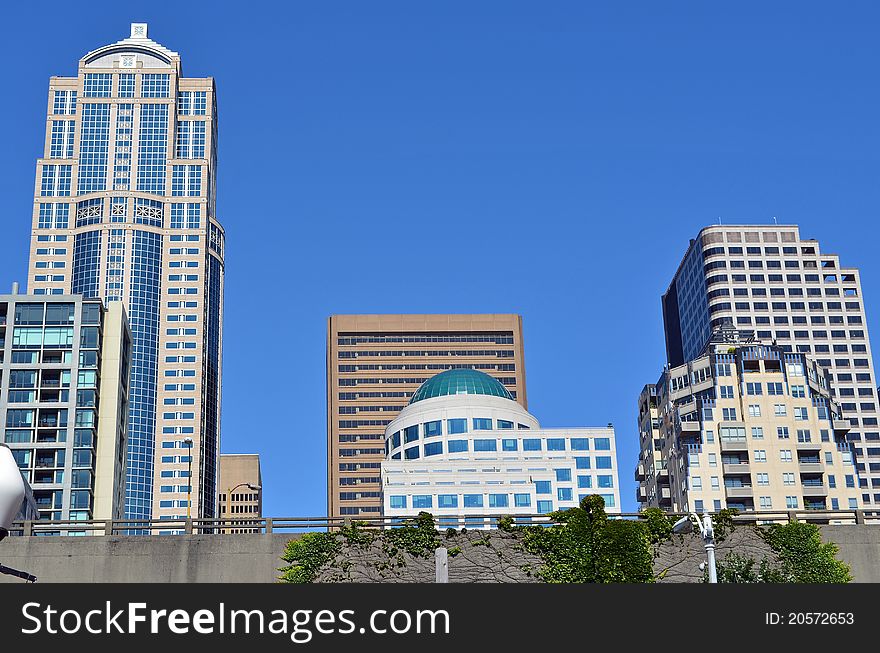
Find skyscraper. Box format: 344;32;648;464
0;292;131;525
659;225;878;507
26;24;225;523
327;314;527;518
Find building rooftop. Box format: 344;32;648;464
408;368;514;405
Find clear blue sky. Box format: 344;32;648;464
1;2;879;516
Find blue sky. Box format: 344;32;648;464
1;2;879;516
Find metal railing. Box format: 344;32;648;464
7;508;880;538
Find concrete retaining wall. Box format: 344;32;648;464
1;525;877;583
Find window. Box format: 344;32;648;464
473;418;493;430
535;481;552;495
774;404;787;417
546;438;566;451
577;475;592;489
447;418;467;434
389;496;406;509
751;427;764;439
537;500;554;514
448;440;468;453
794;407;808;421
597;475;614;488
570;438;589;450
783;472;795;486
502;439;518;451
594;437;611;450
754;450;767;463
555;469;572;482
575;457;591;470
404;425;419;443
746;382;763;395
760;496;772;509
463;494;484;508
438;495;457;509
412;495;432;509
719;386;734;399
523;438;542;451
558;488;573;501
424;442;442;457
722;408;737;421
786;496;799;509
748;404;761;417
757;472;769;486
424;420;442;437
404;446;420;460
142;73;170;98
777;427;790;439
694;500;705;512
489;494;508;508
595;456;613;469
768;382;784;395
474;439;497;452
514;494;531;507
780;450;793;462
497;420;514;430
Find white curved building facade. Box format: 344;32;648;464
381;369;620;527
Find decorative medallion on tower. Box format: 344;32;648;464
121;54;137;68
131;23;148;39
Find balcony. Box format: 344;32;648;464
656;468;670;484
720;438;748;452
725;486;754;499
722;462;751;475
634;464;646;482
795;440;821;451
798;461;823;473
658;487;672;506
833;419;851;432
679;421;701;433
636;486;647;502
802;483;828;497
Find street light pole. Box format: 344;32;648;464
183;438;193;520
672;511;718;583
701;513;717;584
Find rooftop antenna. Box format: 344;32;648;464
718;216;722;225
772;216;777;225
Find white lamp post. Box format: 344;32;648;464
673;512;718;583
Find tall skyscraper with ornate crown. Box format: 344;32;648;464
26;23;225;526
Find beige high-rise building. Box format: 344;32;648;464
218;454;262;532
25;23;225;527
637;328;860;515
327;314;527;518
660;225;877;506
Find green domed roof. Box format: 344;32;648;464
409;368;514;405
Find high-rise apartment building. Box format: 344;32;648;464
636;330;858;514
0;292;131;525
383;369;620;527
659;225;878;506
26;24;225;522
327;314;527;518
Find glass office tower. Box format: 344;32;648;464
26;24;225;523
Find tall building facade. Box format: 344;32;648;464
636;331;858;515
327;314;527;518
26;24;225;522
0;293;131;525
383;369;620;527
660;225;878;507
218;453;262;533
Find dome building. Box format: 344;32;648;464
382;369;620;527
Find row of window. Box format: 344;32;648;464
388;492;617;511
